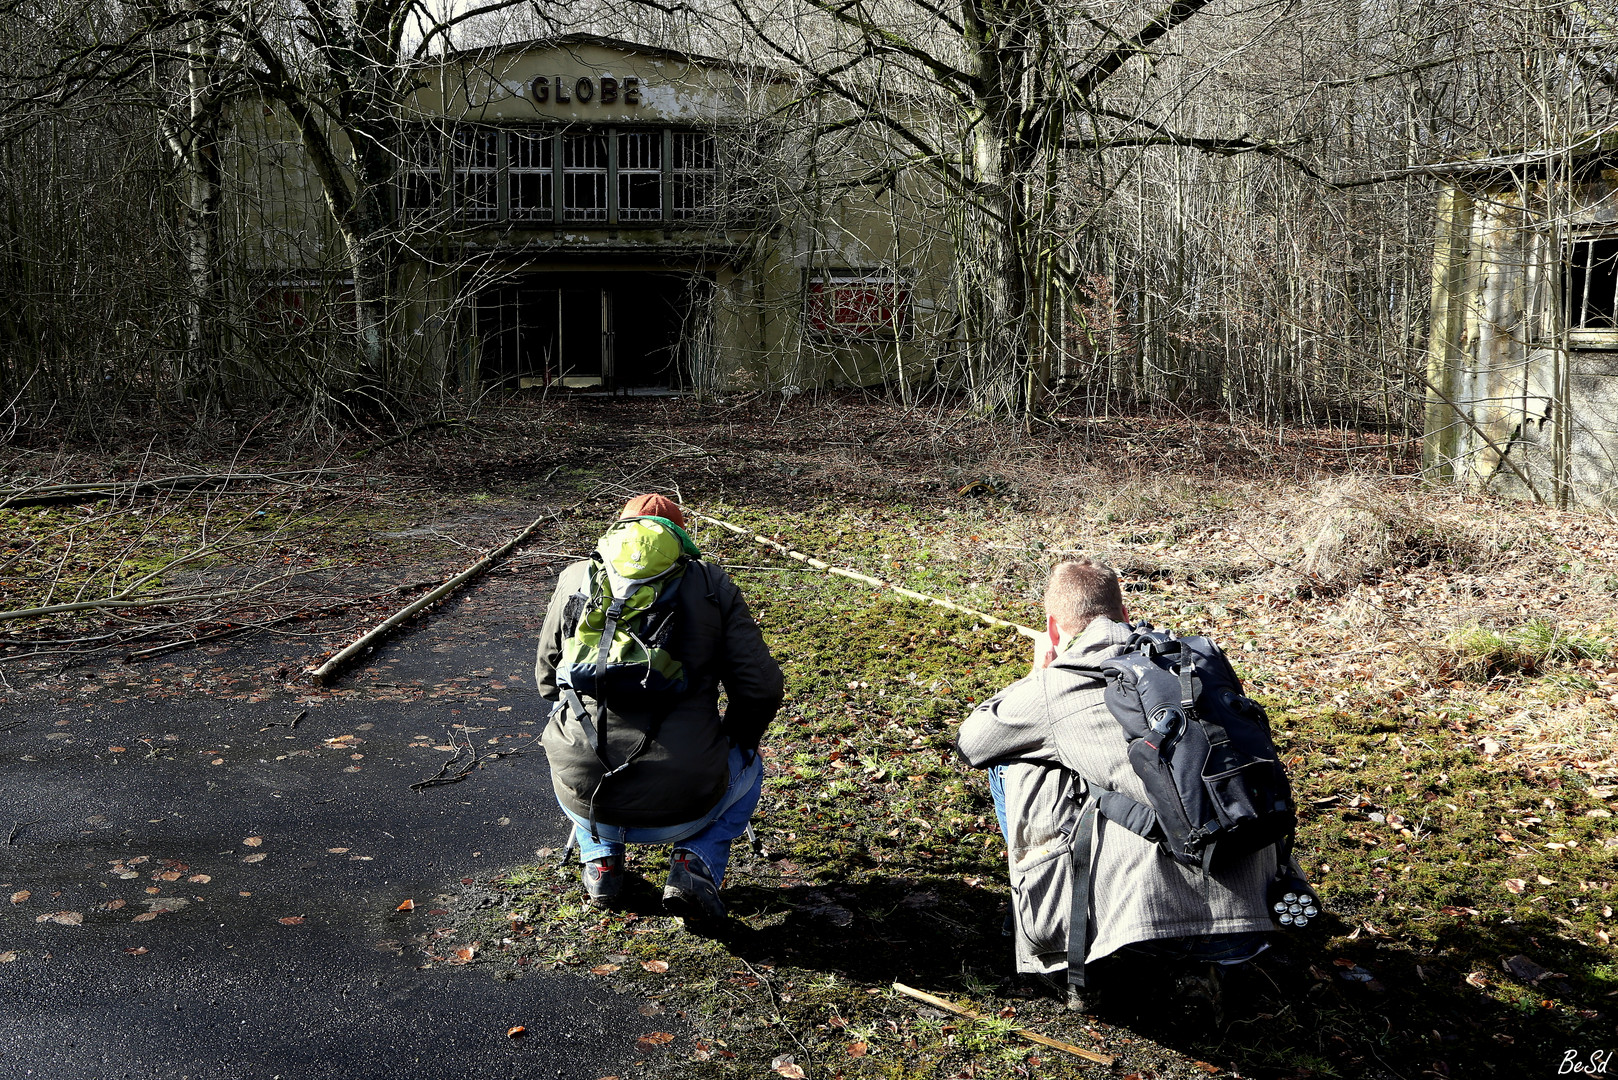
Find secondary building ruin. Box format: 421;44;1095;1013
238;35;953;395
1424;132;1618;506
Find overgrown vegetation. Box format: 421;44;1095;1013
440;423;1618;1079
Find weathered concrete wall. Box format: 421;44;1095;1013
1424;174;1618;506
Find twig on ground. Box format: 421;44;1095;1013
7;820;41;846
889;982;1115;1066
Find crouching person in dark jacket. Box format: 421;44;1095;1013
536;494;783;924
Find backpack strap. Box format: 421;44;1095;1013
1066;794;1102;996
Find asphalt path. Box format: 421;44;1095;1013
0;563;675;1080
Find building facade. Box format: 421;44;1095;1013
238;35;957;397
1425;134;1618;506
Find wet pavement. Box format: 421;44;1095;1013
0;561;674;1080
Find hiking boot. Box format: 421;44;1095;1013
663;849;725;922
581;853;625;904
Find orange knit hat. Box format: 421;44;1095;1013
619;493;684;528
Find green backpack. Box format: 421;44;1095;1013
557;515;700;704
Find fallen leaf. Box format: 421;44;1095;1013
123;946;148;956
591;963;622;975
1537;875;1557;886
278;916;305;925
848;1041;868;1057
454;945;476;962
637;1031;675;1050
132;912;159;922
641;960;669;973
396;899;416;911
210;758;224;766
109;746;125;752
1193;1064;1221;1075
506;1026;526;1039
188;875;211;884
9;891;28;904
101;899;126;911
328;847;350;854
770;1055;806;1079
35;911;83;926
243;837;263;847
0;952;14;963
156;871;182;882
1466;971;1490;989
1503;878;1527;894
637;1002;663;1016
243;854;266;864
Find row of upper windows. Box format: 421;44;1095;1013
400;127;719;226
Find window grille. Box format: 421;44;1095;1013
617;131;662;221
671;132;717;220
806;271;911;339
508;130;553;222
399;128;444;219
451;128;499;222
1566;237;1618;330
563;132;608;222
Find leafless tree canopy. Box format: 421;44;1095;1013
3;0;1617;433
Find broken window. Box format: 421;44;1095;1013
617;131;663;221
508;130;553;222
805;270;911;339
451;128;500;222
399;127;444;219
671;132;717;220
563;131;608;222
1565;236;1618;329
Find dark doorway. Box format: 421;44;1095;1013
476;271;707;390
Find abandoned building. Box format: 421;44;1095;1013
239;35;952;395
1424;131;1618;506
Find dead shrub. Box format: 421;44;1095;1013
1295;478;1495;593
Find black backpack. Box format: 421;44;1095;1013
1093;623;1296;871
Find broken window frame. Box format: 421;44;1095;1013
804;269;912;340
1564;235;1618;345
450;126;501;223
562;130;609;223
616;130;663;222
398;126;447;220
507;129;554;223
671;131;718;221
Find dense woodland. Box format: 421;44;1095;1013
3;0;1618;432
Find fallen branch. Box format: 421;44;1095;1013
685;509;1041;640
0;468;350;509
307;513;559;684
312;452;711;686
890;982;1114;1065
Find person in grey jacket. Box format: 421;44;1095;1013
957;557;1274;1002
536;494;783;922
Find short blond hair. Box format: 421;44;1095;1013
1045;557;1125;634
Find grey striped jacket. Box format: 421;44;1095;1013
957;617;1275;973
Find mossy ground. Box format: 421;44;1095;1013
7;398;1614;1077
458;481;1618;1080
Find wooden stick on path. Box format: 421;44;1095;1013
685;509;1042;640
308;451;710;685
306;513;555;685
890;982;1114;1066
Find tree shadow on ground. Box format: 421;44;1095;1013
605;865;1609;1079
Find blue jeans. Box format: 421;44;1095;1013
560;746;763;887
988;764;1010;841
